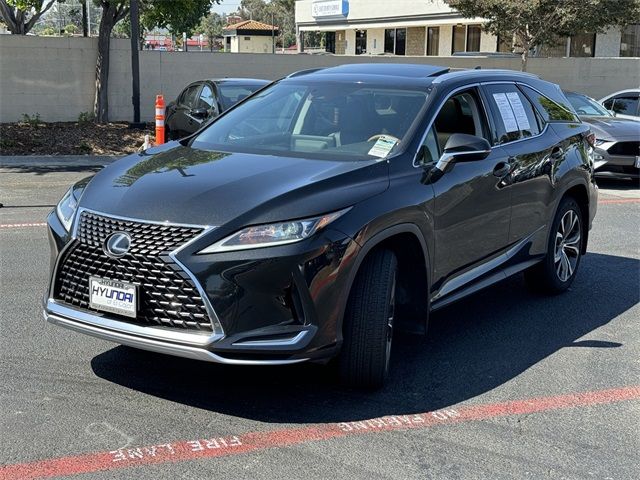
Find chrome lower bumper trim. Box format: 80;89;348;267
44;301;308;366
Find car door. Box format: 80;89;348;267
479;82;560;250
173;83;202;137
423;86;513;296
602;93;640;120
188;83;219;134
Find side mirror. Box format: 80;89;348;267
434;133;491;173
190;107;209;119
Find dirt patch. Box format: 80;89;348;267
0;122;155;156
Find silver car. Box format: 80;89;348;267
565;91;640;180
599;89;640;121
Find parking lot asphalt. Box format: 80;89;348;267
1;166;639;480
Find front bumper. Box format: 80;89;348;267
44;297;310;365
44;209;359;365
593;144;640;178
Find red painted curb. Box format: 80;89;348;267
1;385;638;480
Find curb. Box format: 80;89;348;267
0;155;123;168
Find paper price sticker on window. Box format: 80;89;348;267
506;92;531;131
492;93;519;133
368;135;398;159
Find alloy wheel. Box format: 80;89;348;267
554;209;581;282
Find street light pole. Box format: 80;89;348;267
271;12;275;54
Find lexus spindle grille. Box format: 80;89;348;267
54;211;213;332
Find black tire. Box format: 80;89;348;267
339;249;397;389
525;197;584;294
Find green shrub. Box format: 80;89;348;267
21;113;41;128
77;111;95;125
78;141;93;153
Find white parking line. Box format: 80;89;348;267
0;222;47;229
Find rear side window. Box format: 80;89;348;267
483;84;541;145
181;85;200;108
519;85;578;122
610;95;639;116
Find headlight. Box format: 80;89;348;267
594;139;607;146
56;187;79;231
198;208;350;254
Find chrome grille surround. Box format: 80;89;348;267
52;208;224;338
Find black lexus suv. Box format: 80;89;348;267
44;64;597;388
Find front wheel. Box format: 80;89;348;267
525;197;583;294
339;249;397;389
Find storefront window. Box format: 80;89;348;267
620;24;640;57
325;32;336;54
396;28;406;55
384;28;406;55
384;29;395;54
538;37;568;57
569;33;595;57
466;25;481;52
426;27;440;56
355;30;367;55
452;25;465;53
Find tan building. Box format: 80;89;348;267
223;20;280;54
295;0;639;58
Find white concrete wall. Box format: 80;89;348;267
439;25;453;56
595;28;622;57
480;32;497;52
366;28;385;55
1;35;638;123
345;29;356;55
237;35;274;54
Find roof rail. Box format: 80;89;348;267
286;67;326;78
432;68;539;84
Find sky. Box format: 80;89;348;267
211;1;246;15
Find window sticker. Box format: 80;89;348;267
506;92;531;130
368;135;398;158
492;93;519;133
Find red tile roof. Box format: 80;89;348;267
224;20;278;31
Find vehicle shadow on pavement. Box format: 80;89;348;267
91;252;639;423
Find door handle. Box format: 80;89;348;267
493;162;511;177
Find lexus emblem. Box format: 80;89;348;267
104;232;132;258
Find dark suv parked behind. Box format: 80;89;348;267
44;64;597;388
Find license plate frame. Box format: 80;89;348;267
89;276;138;318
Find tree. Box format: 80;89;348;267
446;0;640;71
196;12;223;51
93;0;219;123
238;0;296;48
64;22;78;35
93;1;130;123
0;0;61;34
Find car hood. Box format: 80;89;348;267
579;115;640;141
78;143;389;228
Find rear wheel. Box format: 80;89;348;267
525;197;583;294
339;249;397;389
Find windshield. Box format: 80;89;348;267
566;92;612;117
218;84;266;110
192;80;429;160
